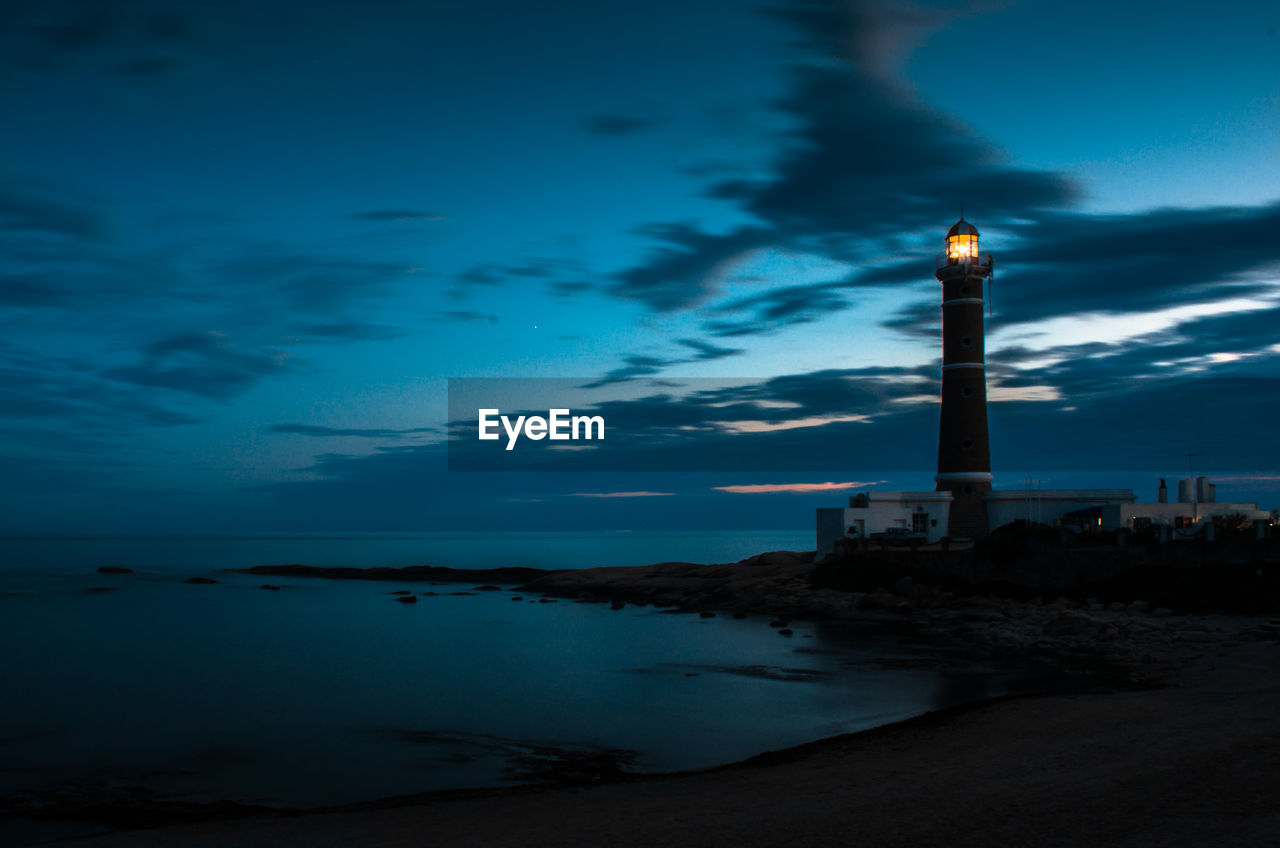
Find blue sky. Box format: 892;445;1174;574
2;0;1279;533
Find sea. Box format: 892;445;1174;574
0;531;1046;812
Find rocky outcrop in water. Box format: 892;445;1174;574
234;564;552;584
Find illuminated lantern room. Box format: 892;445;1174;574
945;219;979;263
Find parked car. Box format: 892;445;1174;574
868;527;927;546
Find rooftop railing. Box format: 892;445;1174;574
935;251;993;272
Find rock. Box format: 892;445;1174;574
777;629;793;636
473;585;502;591
1109;602;1126;612
610;599;626;610
182;577;218;585
85;587;115;593
395;595;418;604
893;577;915;597
421;591;439;596
260;584;282;591
511;596;524;601
894;601;915;614
539;598;557;604
731;611;748;619
450;591;477;596
769;619;789;628
96;566;134;574
699;611;716;618
1128;601;1150;613
391;590;414;595
1152;607;1174;618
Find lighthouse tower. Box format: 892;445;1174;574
934;219;993;538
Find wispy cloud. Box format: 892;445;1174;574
715;413;872;435
101;331;290;401
348;209;446;222
714;481;880;494
269;424;437;439
569;491;676;498
583;114;659;136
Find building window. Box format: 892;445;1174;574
1175;516;1194;528
912;512;928;532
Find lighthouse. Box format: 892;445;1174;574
934;219;993;538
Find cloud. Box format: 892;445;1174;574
704;282;851;337
0;181;106;240
677;338;743;361
579;338;744;388
611;225;773;312
0;341;201;430
581;356;670;388
215;252;408;313
114;55;180;76
290;321;407;342
430;310;499;324
449;256;595;301
583;114;659;136
715;413;872;434
569;491;675;498
349;209;447;222
713;481;877;494
4;1;196;78
982;205;1280;327
270;424;437;438
37;4;118;52
602;1;1074;316
102;331;290;400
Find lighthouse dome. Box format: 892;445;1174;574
946;219;979;238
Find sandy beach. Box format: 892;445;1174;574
17;552;1278;847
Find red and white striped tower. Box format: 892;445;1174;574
934;219;994;538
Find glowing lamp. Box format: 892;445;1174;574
945;219;979;263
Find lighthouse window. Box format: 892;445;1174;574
961;337;972;347
962;387;973;397
962;439;973;449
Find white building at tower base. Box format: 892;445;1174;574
816;477;1271;561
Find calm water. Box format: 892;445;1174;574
0;530;814;576
0;532;1041;809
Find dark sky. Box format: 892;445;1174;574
3;0;1279;533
